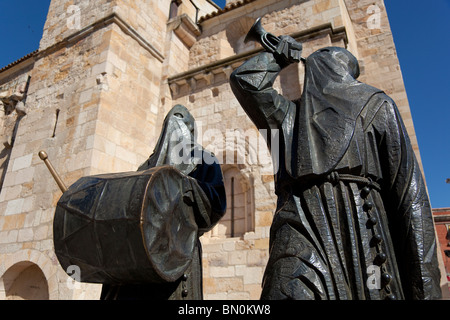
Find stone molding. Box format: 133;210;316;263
37;13;165;63
168;22;348;96
170;14;202;48
434;215;450;223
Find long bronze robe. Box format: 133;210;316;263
230;48;441;300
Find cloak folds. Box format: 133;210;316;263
230;47;442;300
290;47;381;178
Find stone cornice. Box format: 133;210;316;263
434;215;450;223
170;14;201;49
168;23;347;96
38;13;165;63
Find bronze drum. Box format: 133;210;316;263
53;166;198;284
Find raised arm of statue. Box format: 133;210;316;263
230;52;294;146
230;35;303;134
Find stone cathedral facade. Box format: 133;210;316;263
0;0;447;299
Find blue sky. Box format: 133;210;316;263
0;0;449;208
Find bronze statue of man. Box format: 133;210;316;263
230;25;442;300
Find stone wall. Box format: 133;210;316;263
1;0;172;300
0;62;33;191
0;21;117;301
0;0;442;300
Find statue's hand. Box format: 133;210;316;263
275;35;303;65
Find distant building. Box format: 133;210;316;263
433;208;450;292
0;0;448;299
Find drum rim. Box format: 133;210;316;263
139;166;198;282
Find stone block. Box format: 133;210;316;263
313;0;333;14
215;277;244;293
12;154;33;172
79;88;93;104
2;214;25;230
254;238;270;249
227;291;250;300
34;225;49;241
93;135;117;156
0;185;22;202
222;240;236;252
209;266;235;278
244;283;262;300
201;242;225;253
203;277;217;294
256;211;273;227
2;230;19;244
205;292;228;300
39;208;55;225
242;266;264;285
5;199;24;216
115;145;137;166
18;228;34;242
247;249;268;267
208;252;229;267
22;196;35;213
228;250;247;265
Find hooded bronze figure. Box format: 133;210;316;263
53;105;226;300
100;105;226;300
230;25;441;300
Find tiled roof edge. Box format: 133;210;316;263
198;0;258;23
0;50;38;74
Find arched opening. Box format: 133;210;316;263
2;262;49;300
212;165;254;238
225;17;258;56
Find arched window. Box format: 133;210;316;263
225;17;258;55
212;165;254;238
2;262;49;300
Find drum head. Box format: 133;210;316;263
140;166;198;282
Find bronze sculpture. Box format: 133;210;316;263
53;105;226;300
230;19;442;300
